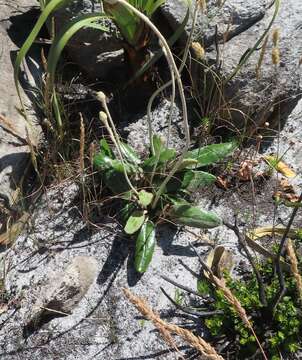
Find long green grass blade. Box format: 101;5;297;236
47;13;107;85
14;0;70;109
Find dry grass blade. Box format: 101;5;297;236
203;267;267;360
79;113;85;175
123;288;224;360
0;213;30;245
286;239;302;301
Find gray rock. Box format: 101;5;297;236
23;256;98;334
52;0;125;79
160;0;269;45
161;0;301;132
212;0;302;132
125;98;186;156
0;1;42;212
1;95;302;357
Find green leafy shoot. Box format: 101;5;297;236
94;137;236;272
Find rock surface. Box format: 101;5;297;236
125;98;186;156
160;0;269;45
215;0;302;132
25;255;98;328
0;181;215;359
1;1;302;359
0;1;41;211
161;0;302;132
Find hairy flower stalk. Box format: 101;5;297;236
97;92;139;197
103;0;191;209
147;0;199;153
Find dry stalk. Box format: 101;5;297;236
205;270;267;360
286;239;302;301
123;288;224;360
79;113;85;176
256;34;269;79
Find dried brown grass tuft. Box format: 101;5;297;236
123;288;224;360
286;239;302;301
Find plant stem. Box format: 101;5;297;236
97;93;139;198
147;0;199;154
224;219;267;307
103;0;190;209
273;190;302;311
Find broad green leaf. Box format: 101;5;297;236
138;190;153;207
100;139;114;158
182;171;216;191
169;205;222;229
94;153;135;173
94;153;121;171
120;202;136;223
165;171;216;193
120;142;141;165
143;149;176;171
135;220;156;273
184;142;237;168
124;210;146;235
14;0;73;104
103;169;131;194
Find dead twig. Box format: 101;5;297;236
160;287;224;318
273;191;302;311
190;244;268;360
223;219;267;307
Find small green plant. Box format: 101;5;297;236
198;259;302;359
14;0;168;137
94;128;236;273
104;0;165;48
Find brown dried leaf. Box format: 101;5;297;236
216;176;229;190
237;160;254;181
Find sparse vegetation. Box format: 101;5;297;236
1;0;301;358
